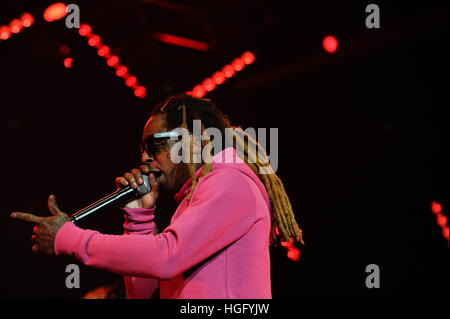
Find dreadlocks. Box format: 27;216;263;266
151;94;304;246
178;103;213;201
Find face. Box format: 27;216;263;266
140;113;191;192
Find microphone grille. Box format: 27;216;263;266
136;175;151;197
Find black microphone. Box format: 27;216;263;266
69;175;151;226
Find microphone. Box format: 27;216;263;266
69;175;151;226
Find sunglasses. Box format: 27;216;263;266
140;131;182;155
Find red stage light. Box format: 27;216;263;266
97;45;110;57
20;13;34;27
59;44;71;56
323;35;338;54
287;249;300;262
43;2;67;22
232;58;245;72
222;65;235;78
430;201;448;245
431;201;442;214
280;238;292;248
443;227;449;241
64;57;73;68
0;26;11;40
437;215;448;227
152;32;209;51
10;19;23;34
134;86;147;99
202;78;216;92
115;65;128;77
79;24;92;37
272;227;300;261
77;23;147;99
107;55;119;67
281;237;300;261
0;13;34;42
192;85;206;98
88;35;101;47
125;76;137;87
241;51;255;64
188;51;255;97
212;71;226;85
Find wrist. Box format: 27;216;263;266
124;200;143;209
123;206;156;234
122;205;156;215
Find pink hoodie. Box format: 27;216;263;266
54;147;272;299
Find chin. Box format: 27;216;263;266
159;182;170;191
158;175;173;191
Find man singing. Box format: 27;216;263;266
11;94;303;299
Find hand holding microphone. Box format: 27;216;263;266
115;164;161;209
69;164;161;225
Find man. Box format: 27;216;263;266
11;94;303;299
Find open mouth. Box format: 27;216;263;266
150;171;162;181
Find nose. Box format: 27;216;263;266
141;150;155;164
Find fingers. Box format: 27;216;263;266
139;164;151;174
116;165;153;191
149;172;159;187
131;168;144;186
119;169;145;189
10;212;44;224
30;227;52;254
48;195;63;216
124;172;139;189
148;172;160;198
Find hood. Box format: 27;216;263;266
174;147;271;211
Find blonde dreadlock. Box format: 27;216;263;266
179;104;213;201
232;127;304;245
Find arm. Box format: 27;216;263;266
122;207;159;299
54;169;260;280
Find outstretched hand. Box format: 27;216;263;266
11;195;69;254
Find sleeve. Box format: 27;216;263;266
54;168;258;280
122;206;157;235
122;207;160;299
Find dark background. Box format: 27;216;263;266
0;0;448;299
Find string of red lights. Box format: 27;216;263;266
40;2;147;99
2;3;339;102
0;13;34;43
187;51;256;98
77;23;147;99
431;201;449;245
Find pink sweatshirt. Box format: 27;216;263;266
54;148;272;299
